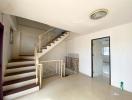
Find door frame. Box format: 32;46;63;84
91;36;111;85
0;22;4;100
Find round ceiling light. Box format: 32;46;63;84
90;9;108;20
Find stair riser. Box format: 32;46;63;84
4;72;36;82
4;86;39;100
8;61;35;67
6;66;35;74
19;56;35;60
3;79;36;91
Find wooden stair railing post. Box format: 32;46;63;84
39;64;43;88
35;47;39;84
61;60;63;77
56;61;58;74
38;36;42;52
59;61;61;75
63;61;66;77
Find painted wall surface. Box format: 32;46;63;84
0;13;17;77
66;22;132;92
13;25;47;56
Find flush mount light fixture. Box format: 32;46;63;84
90;9;108;20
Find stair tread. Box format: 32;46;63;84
5;69;35;76
42;46;47;49
19;55;34;56
3;75;36;86
3;83;38;96
7;64;35;69
9;59;34;62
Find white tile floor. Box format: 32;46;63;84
15;74;132;100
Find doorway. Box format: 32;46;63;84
0;23;4;100
91;37;111;85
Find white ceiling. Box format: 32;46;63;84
0;0;132;34
16;17;51;30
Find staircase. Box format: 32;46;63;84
3;59;39;100
3;29;69;100
38;31;69;58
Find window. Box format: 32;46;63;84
102;47;109;55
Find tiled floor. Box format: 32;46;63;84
15;74;132;100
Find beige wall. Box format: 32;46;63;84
0;13;17;77
66;22;132;92
19;25;44;55
12;25;48;57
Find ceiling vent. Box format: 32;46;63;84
90;9;108;20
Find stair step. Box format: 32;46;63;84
8;61;35;67
47;44;51;46
3;76;36;91
10;59;33;62
6;66;35;74
3;83;38;96
5;69;35;76
19;55;35;60
4;72;35;82
4;85;39;100
42;47;47;49
3;75;36;86
19;54;34;56
7;64;35;69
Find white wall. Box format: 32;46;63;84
66;22;132;92
0;13;17;77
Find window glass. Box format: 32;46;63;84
103;47;109;55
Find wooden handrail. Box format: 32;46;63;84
39;64;43;88
34;47;39;84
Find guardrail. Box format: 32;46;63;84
36;60;65;88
